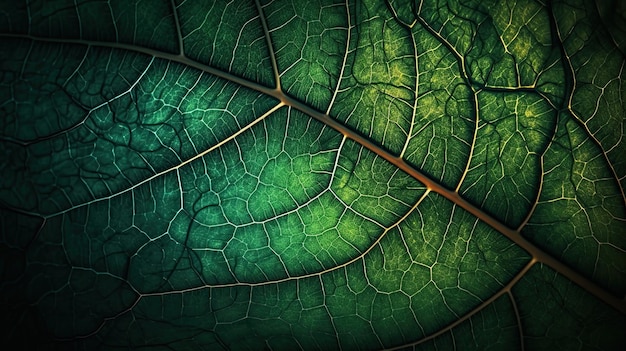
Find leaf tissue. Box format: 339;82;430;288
0;0;625;350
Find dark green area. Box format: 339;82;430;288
1;0;624;350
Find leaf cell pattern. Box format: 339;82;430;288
0;0;625;350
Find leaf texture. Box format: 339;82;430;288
0;0;624;350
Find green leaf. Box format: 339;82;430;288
1;0;624;349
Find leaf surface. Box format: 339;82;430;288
0;0;625;349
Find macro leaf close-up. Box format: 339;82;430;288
1;0;625;349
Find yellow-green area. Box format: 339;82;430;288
459;91;555;227
330;0;416;154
